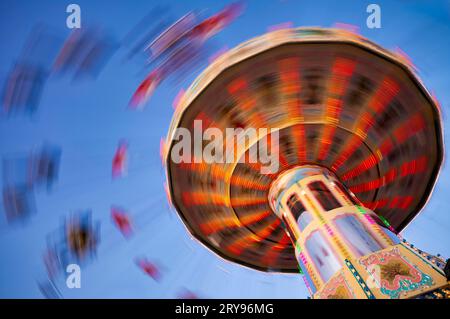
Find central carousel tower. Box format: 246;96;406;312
164;28;450;298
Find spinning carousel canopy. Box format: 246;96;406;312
164;28;443;273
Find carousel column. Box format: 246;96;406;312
268;165;399;295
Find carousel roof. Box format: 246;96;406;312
164;28;443;273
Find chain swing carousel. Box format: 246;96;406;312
163;28;449;299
